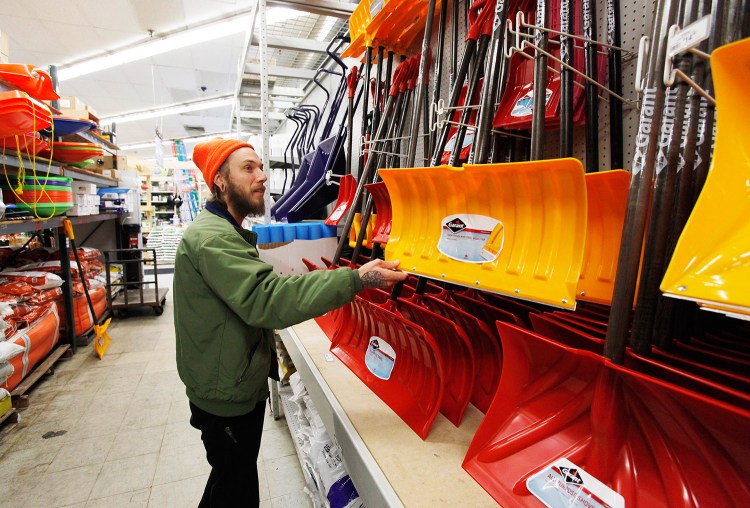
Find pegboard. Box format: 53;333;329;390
378;0;654;171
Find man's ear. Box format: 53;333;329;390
213;171;225;192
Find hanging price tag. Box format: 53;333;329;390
668;15;711;57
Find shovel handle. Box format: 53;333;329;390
347;66;359;99
63;219;74;241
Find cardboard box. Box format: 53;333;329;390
72;182;97;194
54;96;89;120
94;155;127;171
67;204;88;216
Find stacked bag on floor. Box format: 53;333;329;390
0;246;107;391
287;372;363;508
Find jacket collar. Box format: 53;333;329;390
204;201;258;246
205;200;242;229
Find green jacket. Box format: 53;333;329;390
174;207;362;417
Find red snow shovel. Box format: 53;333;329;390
463;322;604;507
363;181;392;245
330;295;445;439
415;292;502;413
357;287;475;426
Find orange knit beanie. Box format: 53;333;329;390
192;138;255;189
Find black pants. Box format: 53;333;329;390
189;400;267;507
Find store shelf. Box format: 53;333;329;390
279;325;403;508
1;154;119;187
0;213;119;235
280;321;496;507
73;130;119;153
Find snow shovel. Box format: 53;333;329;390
330;294;445;439
411;288;502;413
463;322;605;507
63;219;111;359
379;159;587;308
363;181;392;244
660;38;750;317
356;286;475;426
326;66;361;226
575;171;630;305
529;312;606;353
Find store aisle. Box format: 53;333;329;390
0;274;312;508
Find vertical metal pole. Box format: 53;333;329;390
560;0;575;157
472;0;510;165
259;0;271;224
56;228;76;352
406;0;438;168
530;0;549;160
607;0;624;168
604;0;677;364
431;3;448;156
583;0;600;171
451;0;460;90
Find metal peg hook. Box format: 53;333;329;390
662;24;716;105
508;41;637;106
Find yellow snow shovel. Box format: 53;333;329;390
63;219;111;359
660;38;750;316
379;159;588;308
576;170;630;305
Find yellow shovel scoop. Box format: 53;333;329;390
660;38;750;318
63;219;112;359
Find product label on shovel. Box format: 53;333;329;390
526;458;625;508
438;214;504;263
328;203;348;223
511;88;553;117
365;336;396;380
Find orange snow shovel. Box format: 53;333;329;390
63;219;112;359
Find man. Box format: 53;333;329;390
174;138;405;507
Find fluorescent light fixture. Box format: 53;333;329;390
58;17;251;81
57;8;310;81
101;96;234;125
120;131;256;151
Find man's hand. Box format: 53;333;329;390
357;259;408;290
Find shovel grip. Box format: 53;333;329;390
467;0;495;40
347;66;359;99
63;219;74;241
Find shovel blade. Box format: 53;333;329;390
331;296;444;439
577;170;630;305
661;39;750;316
380;160;587;308
94;317;112;359
364;181;393;244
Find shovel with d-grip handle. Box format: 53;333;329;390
63;219;112;359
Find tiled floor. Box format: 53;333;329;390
0;274;313;508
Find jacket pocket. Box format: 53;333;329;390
235;338;261;386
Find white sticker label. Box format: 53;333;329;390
444;131;475;152
365;336;396;380
437;214;504;263
328;202;347;223
511;89;553;117
527;458;625;508
668;15;711;57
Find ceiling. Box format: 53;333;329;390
0;0;352;159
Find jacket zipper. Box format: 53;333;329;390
235;340;261;385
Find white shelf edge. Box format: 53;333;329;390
279;327;404;508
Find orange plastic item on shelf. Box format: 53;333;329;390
55;284;107;336
0;133;49;155
0;64;60;101
2;304;60;392
0;90;53;137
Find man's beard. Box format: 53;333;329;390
226;179;265;218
